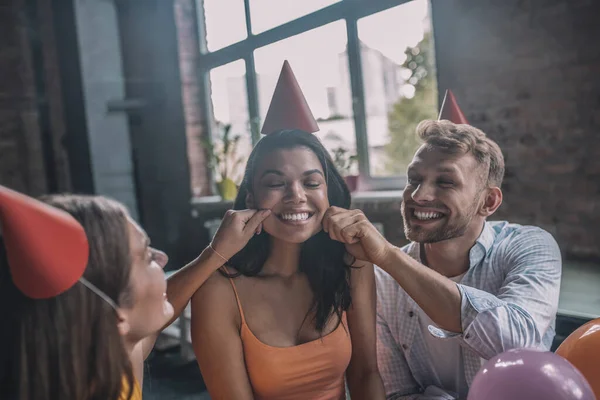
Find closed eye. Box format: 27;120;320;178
304;180;322;188
437;180;454;186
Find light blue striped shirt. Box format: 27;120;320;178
375;221;562;399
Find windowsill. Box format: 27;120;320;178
351;190;403;203
191;195;232;205
190;190;403;207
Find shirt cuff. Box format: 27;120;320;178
427;283;506;341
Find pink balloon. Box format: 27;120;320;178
468;348;595;400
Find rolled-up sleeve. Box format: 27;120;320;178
456;228;561;359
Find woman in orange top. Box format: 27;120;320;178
191;130;386;399
0;191;268;400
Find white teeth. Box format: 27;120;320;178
281;212;309;221
414;211;443;220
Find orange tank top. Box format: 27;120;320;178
227;277;352;400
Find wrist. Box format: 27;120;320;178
199;244;228;269
378;244;401;271
210;242;229;261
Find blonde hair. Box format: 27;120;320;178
416;120;505;187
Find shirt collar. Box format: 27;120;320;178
468;221;495;267
406;221;496;268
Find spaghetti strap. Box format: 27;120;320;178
222;267;246;325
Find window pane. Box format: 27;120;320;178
209;60;252;185
357;0;438;176
254;21;359;178
249;0;340;34
202;0;247;52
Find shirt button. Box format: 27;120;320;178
408;311;414;317
402;344;408;350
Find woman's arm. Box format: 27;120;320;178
140;209;271;359
346;260;386;400
164;208;270;328
140;246;225;359
190;273;255;399
163;247;225;327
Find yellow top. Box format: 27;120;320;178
120;377;142;400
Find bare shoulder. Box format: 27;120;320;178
191;269;241;327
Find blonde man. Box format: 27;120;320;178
324;120;561;399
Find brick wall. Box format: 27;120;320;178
432;0;600;260
0;0;70;196
175;0;212;197
0;0;46;195
37;0;71;192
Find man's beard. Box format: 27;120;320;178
401;197;481;244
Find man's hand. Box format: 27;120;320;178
323;207;394;266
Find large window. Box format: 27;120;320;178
254;21;358;171
202;0;247;52
358;1;438;177
208;60;252;185
196;0;437;191
249;0;341;34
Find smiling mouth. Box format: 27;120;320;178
277;212;315;223
411;209;446;222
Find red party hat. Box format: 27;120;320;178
0;185;89;299
438;89;469;124
261;60;319;135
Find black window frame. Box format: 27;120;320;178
195;0;423;193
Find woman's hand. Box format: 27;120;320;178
210;209;271;260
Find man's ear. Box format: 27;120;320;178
479;187;502;217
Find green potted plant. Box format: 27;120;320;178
331;146;359;192
202;123;244;200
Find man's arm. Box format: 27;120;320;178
324;208;562;360
323;207;462;332
385;232;562;359
379;247;463;333
453;228;561;359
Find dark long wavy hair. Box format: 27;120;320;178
226;129;352;332
0;195;135;400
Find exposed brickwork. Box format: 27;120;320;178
0;0;70;195
0;1;46;195
37;0;71;192
174;0;212;197
432;0;600;260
